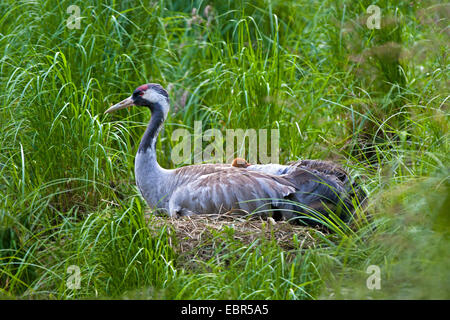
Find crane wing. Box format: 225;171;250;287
168;169;296;217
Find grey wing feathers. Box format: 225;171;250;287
287;159;350;184
289;160;366;214
164;160;364;225
168;169;296;217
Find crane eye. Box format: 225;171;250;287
139;91;145;96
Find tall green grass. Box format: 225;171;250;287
0;0;448;299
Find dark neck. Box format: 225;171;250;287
138;103;165;153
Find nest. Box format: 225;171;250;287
145;212;322;263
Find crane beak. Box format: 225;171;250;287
104;96;134;114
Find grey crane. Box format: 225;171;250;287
105;83;365;225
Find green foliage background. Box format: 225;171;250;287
0;0;448;299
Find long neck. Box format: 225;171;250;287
135;102;171;209
138;103;166;155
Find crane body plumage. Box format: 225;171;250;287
106;83;365;225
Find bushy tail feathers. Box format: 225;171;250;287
285;164;367;225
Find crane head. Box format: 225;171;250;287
105;83;169;115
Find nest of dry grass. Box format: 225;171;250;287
146;212;323;262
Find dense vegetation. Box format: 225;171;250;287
0;0;448;299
